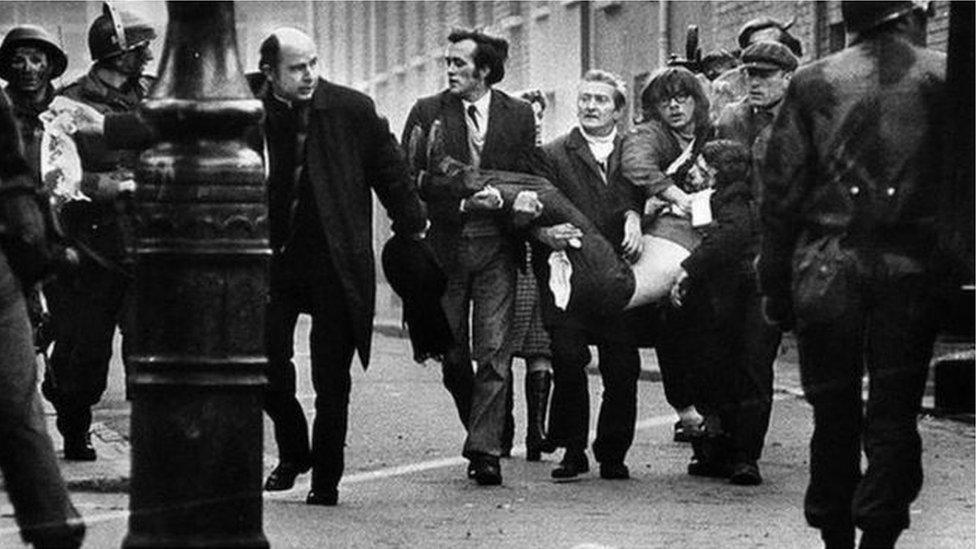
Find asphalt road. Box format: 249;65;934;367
1;322;973;548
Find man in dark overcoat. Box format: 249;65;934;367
256;28;427;506
759;2;947;547
531;70;644;481
401;28;535;486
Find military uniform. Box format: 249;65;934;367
759;13;947;543
41;68;153;448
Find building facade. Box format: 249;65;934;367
0;1;953;325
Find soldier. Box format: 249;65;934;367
41;2;157;461
0;25;68;174
759;2;946;547
0;26;69;349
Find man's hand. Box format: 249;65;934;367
669;269;689;308
512;190;543;227
534;223;582;251
761;295;795;331
621;210;643;261
460;185;503;211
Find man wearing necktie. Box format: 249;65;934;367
712;40;797;485
402;28;536;486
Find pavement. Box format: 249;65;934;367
2;323;972;548
30;326;968;494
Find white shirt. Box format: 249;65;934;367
461;91;491;143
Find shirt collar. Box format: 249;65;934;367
461;89;492;119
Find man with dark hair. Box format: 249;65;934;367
402;27;535;486
253;27;427;506
532;69;644;481
42;2;157;462
759;2;946;546
0;87;85;549
709;40;797;486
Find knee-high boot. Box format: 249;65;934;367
525;370;555;461
501;374;514;457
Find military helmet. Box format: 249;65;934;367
0;25;68;81
88;2;157;62
841;1;932;34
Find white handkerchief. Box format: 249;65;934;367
548;250;573;311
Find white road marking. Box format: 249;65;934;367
1;392;800;537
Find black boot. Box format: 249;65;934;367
501;374;514;458
525;370;555;461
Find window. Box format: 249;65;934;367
828;22;846;53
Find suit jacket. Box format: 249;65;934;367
532;127;642;330
258;76;426;367
401;88;535;271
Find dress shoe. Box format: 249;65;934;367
673;420;705;443
551;449;589;480
264;462;310;491
471;456;502;486
599;461;630;480
306;488;339;506
25;515;86;549
63;434;97;461
729;461;762;486
687;456;733;478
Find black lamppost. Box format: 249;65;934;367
122;2;268;546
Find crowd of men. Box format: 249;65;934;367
0;2;957;548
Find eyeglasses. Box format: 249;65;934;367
656;94;692;108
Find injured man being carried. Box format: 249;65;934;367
408;121;714;320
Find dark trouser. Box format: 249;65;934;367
440;236;516;460
548;321;641;464
41;263;128;440
797;269;939;536
0;250;82;545
714;277;782;462
655;292;725;415
264;260;355;492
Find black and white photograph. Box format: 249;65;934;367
0;1;972;547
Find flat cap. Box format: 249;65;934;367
740;41;798;72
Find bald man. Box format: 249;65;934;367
252;28;427;506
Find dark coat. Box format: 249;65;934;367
532;127;643;330
257;76;426;367
620;119;712;197
401;88;535;271
681;179;758;291
758;32;946;300
715;98;778;201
